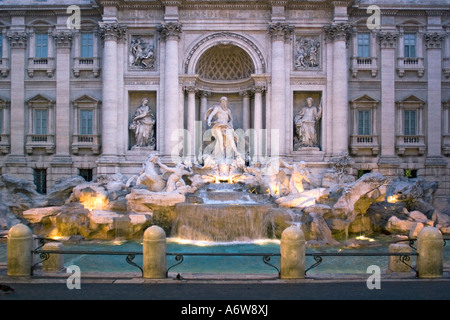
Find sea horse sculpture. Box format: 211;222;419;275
126;154;166;192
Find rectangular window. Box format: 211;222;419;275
404;110;417;135
79;169;93;182
0;34;3;59
358;110;371;135
404;33;417;58
80;110;93;135
80;33;94;58
33;169;47;194
35;33;48;58
34;109;48;135
357;33;370;58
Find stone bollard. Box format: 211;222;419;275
7;224;33;276
280;225;305;279
143;225;167;279
42;242;64;272
387;243;412;273
417;226;444;279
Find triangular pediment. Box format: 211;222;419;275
397;95;425;105
26;94;54;105
73;94;101;104
351;94;379;104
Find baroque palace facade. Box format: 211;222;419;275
0;0;449;206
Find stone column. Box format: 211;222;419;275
185;85;197;158
424;33;446;159
5;30;28;167
98;22;127;159
268;22;291;157
158;22;182;159
240;91;251;132
52;31;73;169
253;85;265;162
324;23;352;155
377;32;400;172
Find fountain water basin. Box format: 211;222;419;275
173;183;275;242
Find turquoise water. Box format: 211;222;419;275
1;238;449;275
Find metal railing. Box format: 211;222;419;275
166;252;281;277
32;238;143;276
31;237;447;278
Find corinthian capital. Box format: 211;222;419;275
424;32;446;49
157;22;182;41
53;31;73;49
323;23;352;42
377;32;399;48
7;31;28;49
268;22;293;42
99;22;127;41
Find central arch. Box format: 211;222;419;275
183;32;267;164
196;44;255;81
184;32;266;75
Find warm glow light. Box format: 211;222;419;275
268;183;280;195
355;235;375;242
112;239;125;245
387;195;399;203
80;193;108;211
48;230;68;241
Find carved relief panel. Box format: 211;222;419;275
128;35;156;70
293;35;321;71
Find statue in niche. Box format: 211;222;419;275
205;96;241;163
129;37;155;69
294;97;322;149
129;98;156;149
294;37;320;70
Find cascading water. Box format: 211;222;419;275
171;183;275;242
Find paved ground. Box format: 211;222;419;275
1;279;450;300
1;270;448;319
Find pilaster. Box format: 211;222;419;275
324;23;352;155
98;22;127;162
268;22;292;157
377;31;400;169
52;31;73;168
5;31;28;167
158;22;182;159
424;32;446;163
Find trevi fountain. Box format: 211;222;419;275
1;96;449;274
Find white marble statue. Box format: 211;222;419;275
156;158;193;193
294;97;322;148
205;96;240;163
126;154;166;192
288;161;311;194
129;98;156;149
261;157;292;197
